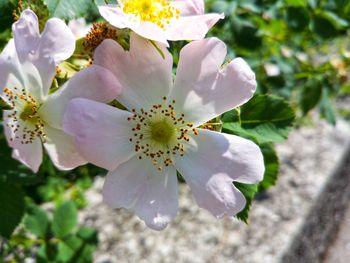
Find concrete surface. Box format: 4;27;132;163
324;205;350;263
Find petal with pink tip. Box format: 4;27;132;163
39;65;121;130
12;9;40;61
11;138;43;174
94;34;173;111
4;107;43;173
131;22;169;46
166;13;224;41
170;38;257;127
63;98;135;171
0;40;26;101
34;18;75;93
172;0;205;15
44;126;87;171
99;5;132;29
175;129;264;217
103;156;178;230
38;18;75;64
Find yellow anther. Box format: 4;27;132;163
121;0;179;28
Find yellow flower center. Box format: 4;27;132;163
127;96;199;171
150;119;176;144
121;0;180;28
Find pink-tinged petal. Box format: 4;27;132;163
170;38;257;127
175;129;264;217
172;0;205;15
94;34;173;111
20;61;44;101
131;22;169;46
12;9;40;61
166;13;224;41
63;98;135;171
44;126;87;171
11;138;43;174
103;156;178;230
34;18;75;94
0;41;25;103
38;18;75;64
99;5;132;29
3;113;43;170
39;65;121;130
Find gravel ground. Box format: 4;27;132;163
324;205;350;263
79;117;350;263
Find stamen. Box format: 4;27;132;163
121;0;180;29
127;97;199;171
2;87;46;144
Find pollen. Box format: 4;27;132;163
83;22;119;53
2;87;46;144
121;0;180;29
127;96;199;171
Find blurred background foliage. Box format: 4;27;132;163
0;0;349;262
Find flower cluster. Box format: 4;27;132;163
0;1;265;230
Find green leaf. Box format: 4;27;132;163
52;201;78;239
285;6;310;31
0;0;16;32
77;227;98;243
222;94;295;144
24;204;50;238
312;11;348;38
231;17;263;50
94;0;117;6
37;243;58;262
320;88;336;125
283;0;308;6
57;236;83;262
0;182;25;238
299;78;322;115
234;183;258;223
44;0;98;20
258;143;279;191
56;228;98;263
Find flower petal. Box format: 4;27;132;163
39;65;121;130
175;129;264;217
11;139;42;173
103;156;178;230
63;98;136;171
131;22;169;46
166;13;224;41
38;18;75;64
172;0;205;15
12;9;40;62
34;18;75;93
0;40;25;103
12;9;75;95
44;126;87;170
4;114;43;173
99;5;132;29
170;38;257;127
94;34;173;111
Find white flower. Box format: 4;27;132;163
99;0;224;45
0;10;121;172
63;33;265;230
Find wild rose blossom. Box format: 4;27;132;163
0;10;121;172
63;33;265;230
98;0;224;45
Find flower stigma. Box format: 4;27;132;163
2;87;46;144
121;0;180;28
127;97;199;171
